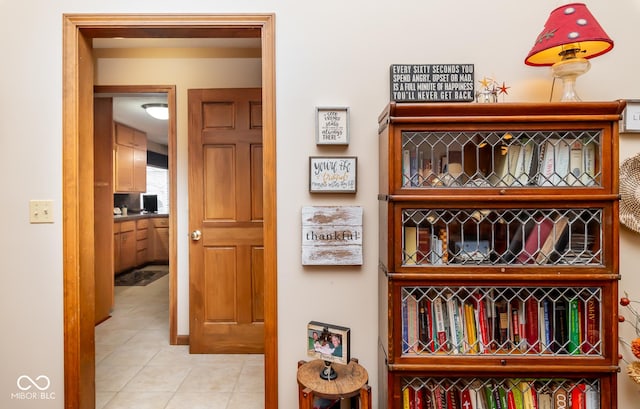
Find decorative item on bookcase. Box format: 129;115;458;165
619;293;640;385
524;3;614;101
619;153;640;234
475;76;510;103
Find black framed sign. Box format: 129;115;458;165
390;64;475;102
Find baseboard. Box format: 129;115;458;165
176;334;189;345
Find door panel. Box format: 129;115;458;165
189;88;264;353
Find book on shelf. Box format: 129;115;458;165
505;144;521;186
567;140;584;185
402;297;409;352
518;140;537;186
475;292;490;353
537;139;571;186
419;299;434;352
464;302;480;353
517;217;554;264
585;297;600;354
521;382;536;409
509;301;524;350
417;226;432;264
540;298;554;352
585;388;599;409
483;385;498;409
404;226;418;265
402;149;411;187
447;295;464;353
535;215;570;264
402;386;413;409
524;297;540;352
495;299;510;347
407;295;419;353
568;298;581;354
581;142;596;186
571;383;586;409
537;392;552;409
460;389;473;409
433;297;449;352
553;298;569;353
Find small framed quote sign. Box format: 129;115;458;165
623;100;640;132
316;107;349;145
390;63;475;102
301;206;363;266
309;156;357;193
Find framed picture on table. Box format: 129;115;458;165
306;321;351;365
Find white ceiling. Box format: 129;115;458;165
94;38;261;149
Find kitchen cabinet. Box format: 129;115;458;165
136;218;149;266
115;220;136;273
377;101;624;408
150;217;169;262
114;122;147;192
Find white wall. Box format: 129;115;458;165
2;1;640;408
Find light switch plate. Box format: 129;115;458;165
30;200;54;223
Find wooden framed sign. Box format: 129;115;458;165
309;156;357;193
301;206;363;266
316;107;349;145
390;63;475;102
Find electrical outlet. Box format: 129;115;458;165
30;200;54;224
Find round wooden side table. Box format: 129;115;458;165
297;358;371;409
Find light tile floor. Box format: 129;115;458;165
95;266;265;409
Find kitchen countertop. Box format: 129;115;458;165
113;213;169;221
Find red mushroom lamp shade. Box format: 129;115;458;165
524;3;613;101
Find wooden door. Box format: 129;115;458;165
188;88;264;353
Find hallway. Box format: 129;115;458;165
95;266;265;409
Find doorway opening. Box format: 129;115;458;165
62;14;277;409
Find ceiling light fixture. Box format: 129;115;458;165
142;103;169;120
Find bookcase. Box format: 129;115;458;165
377;101;625;409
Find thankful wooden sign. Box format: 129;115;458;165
301;206;363;266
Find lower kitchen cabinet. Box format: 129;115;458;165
114;220;136;274
150;217;169;262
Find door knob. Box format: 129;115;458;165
191;230;202;241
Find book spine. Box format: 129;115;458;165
525;297;540;352
585;297;600;354
402;297;409;353
465;302;479;353
403;387;411;409
402;149;411;187
404;226;418;265
569;298;581;354
476;293;490;353
433;297;448;352
571;384;586;409
407;295;419;353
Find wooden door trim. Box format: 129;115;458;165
62;14;277;409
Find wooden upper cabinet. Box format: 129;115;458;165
114;122;147;193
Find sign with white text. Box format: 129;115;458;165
390;64;475;102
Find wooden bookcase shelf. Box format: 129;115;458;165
377;101;625;409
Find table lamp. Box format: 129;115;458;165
525;3;613;101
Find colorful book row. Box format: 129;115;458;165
402;379;600;409
401;288;600;356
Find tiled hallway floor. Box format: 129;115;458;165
95;266;265;409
